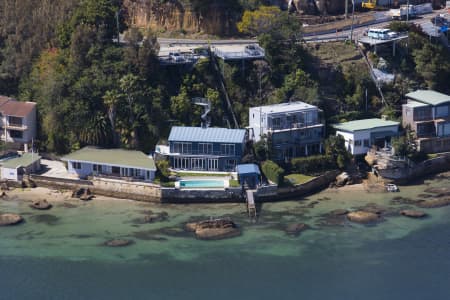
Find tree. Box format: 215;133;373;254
325;135;351;169
103;90;121;146
237;6;282;36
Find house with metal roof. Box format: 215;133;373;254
61;147;156;182
0;152;41;181
248;101;324;161
156;126;247;172
0;96;37;146
333;118;400;155
402;90;450;153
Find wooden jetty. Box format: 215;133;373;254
245;189;257;218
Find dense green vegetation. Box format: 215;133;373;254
0;2;449;159
261;160;285;185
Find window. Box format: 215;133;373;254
272;117;281;129
9;130;23;139
93;164;102;172
173;142;192;154
354;140;362;146
198;143;213;154
72;162;81;169
220;144;235;155
112;166;120;175
364;139;370;147
8;116;23;127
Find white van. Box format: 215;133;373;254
367;28;390;40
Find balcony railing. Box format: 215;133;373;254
6;123;28;131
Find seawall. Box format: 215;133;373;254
24;171;340;203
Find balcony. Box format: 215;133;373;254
6;123;28;131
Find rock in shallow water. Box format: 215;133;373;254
285;223;309;236
400;210;426;218
193;219;241;240
103;239;134;247
29;199;52;210
416;198;450;208
347;211;380;223
0;213;23;226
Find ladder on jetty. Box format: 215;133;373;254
245;189;257;218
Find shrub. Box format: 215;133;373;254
261;160;284;185
156;160;170;181
291;155;337;175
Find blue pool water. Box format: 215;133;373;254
180;179;225;188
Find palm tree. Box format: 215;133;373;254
103;90;120;146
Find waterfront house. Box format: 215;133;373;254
61;147;156;182
402;90;450;153
156;126;246;172
248;101;324;161
333;118;400;155
0;152;41;181
0;96;37;146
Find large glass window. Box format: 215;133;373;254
9;130;23;139
173;142;192;154
220;144;235;155
198;143;213;154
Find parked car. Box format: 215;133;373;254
245;44;260;56
387;31;399;39
169;52;184;62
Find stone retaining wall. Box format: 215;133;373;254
30;175;161;202
161;187;243;203
259;170;340;201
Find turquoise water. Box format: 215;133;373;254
1;173;450;299
180;179;225;188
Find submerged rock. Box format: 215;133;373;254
103;239;134;247
143;212;168;223
194;219;241;240
416;198;450;208
285;223;309;236
29;199;52;210
329;209;349;216
400;210;427;218
347;211;380;223
0;213;23;226
31;214;60;225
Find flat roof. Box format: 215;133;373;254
406;90;450;106
168;127;246;144
236;164;261;175
333;118;400;132
251;101;317;114
61;147;156;170
1;153;41;169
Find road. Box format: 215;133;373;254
156;9;447;47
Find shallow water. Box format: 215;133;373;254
1;174;450;299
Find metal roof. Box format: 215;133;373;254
251;101;317;114
168;127;246;144
404;100;428;108
1;153;41;169
406;90;450;106
61;147;156;170
236;164;261;175
333;118;400;132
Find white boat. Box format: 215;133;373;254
386;183;399;192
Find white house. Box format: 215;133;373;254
1;152;41;181
248;101;324;160
333;118;400;155
61;147;156;182
0;96;37;145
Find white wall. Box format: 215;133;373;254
1;167;18;181
337;130;371;155
249;107;263;142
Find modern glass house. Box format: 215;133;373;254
156;126;247;172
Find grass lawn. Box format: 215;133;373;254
284;173;315;186
229;179;241;187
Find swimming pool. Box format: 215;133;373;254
177;179;227;188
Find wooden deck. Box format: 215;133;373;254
246;189;257;218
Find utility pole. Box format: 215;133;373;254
406;0;409;22
345;0;348;19
350;0;355;41
116;11;120;44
